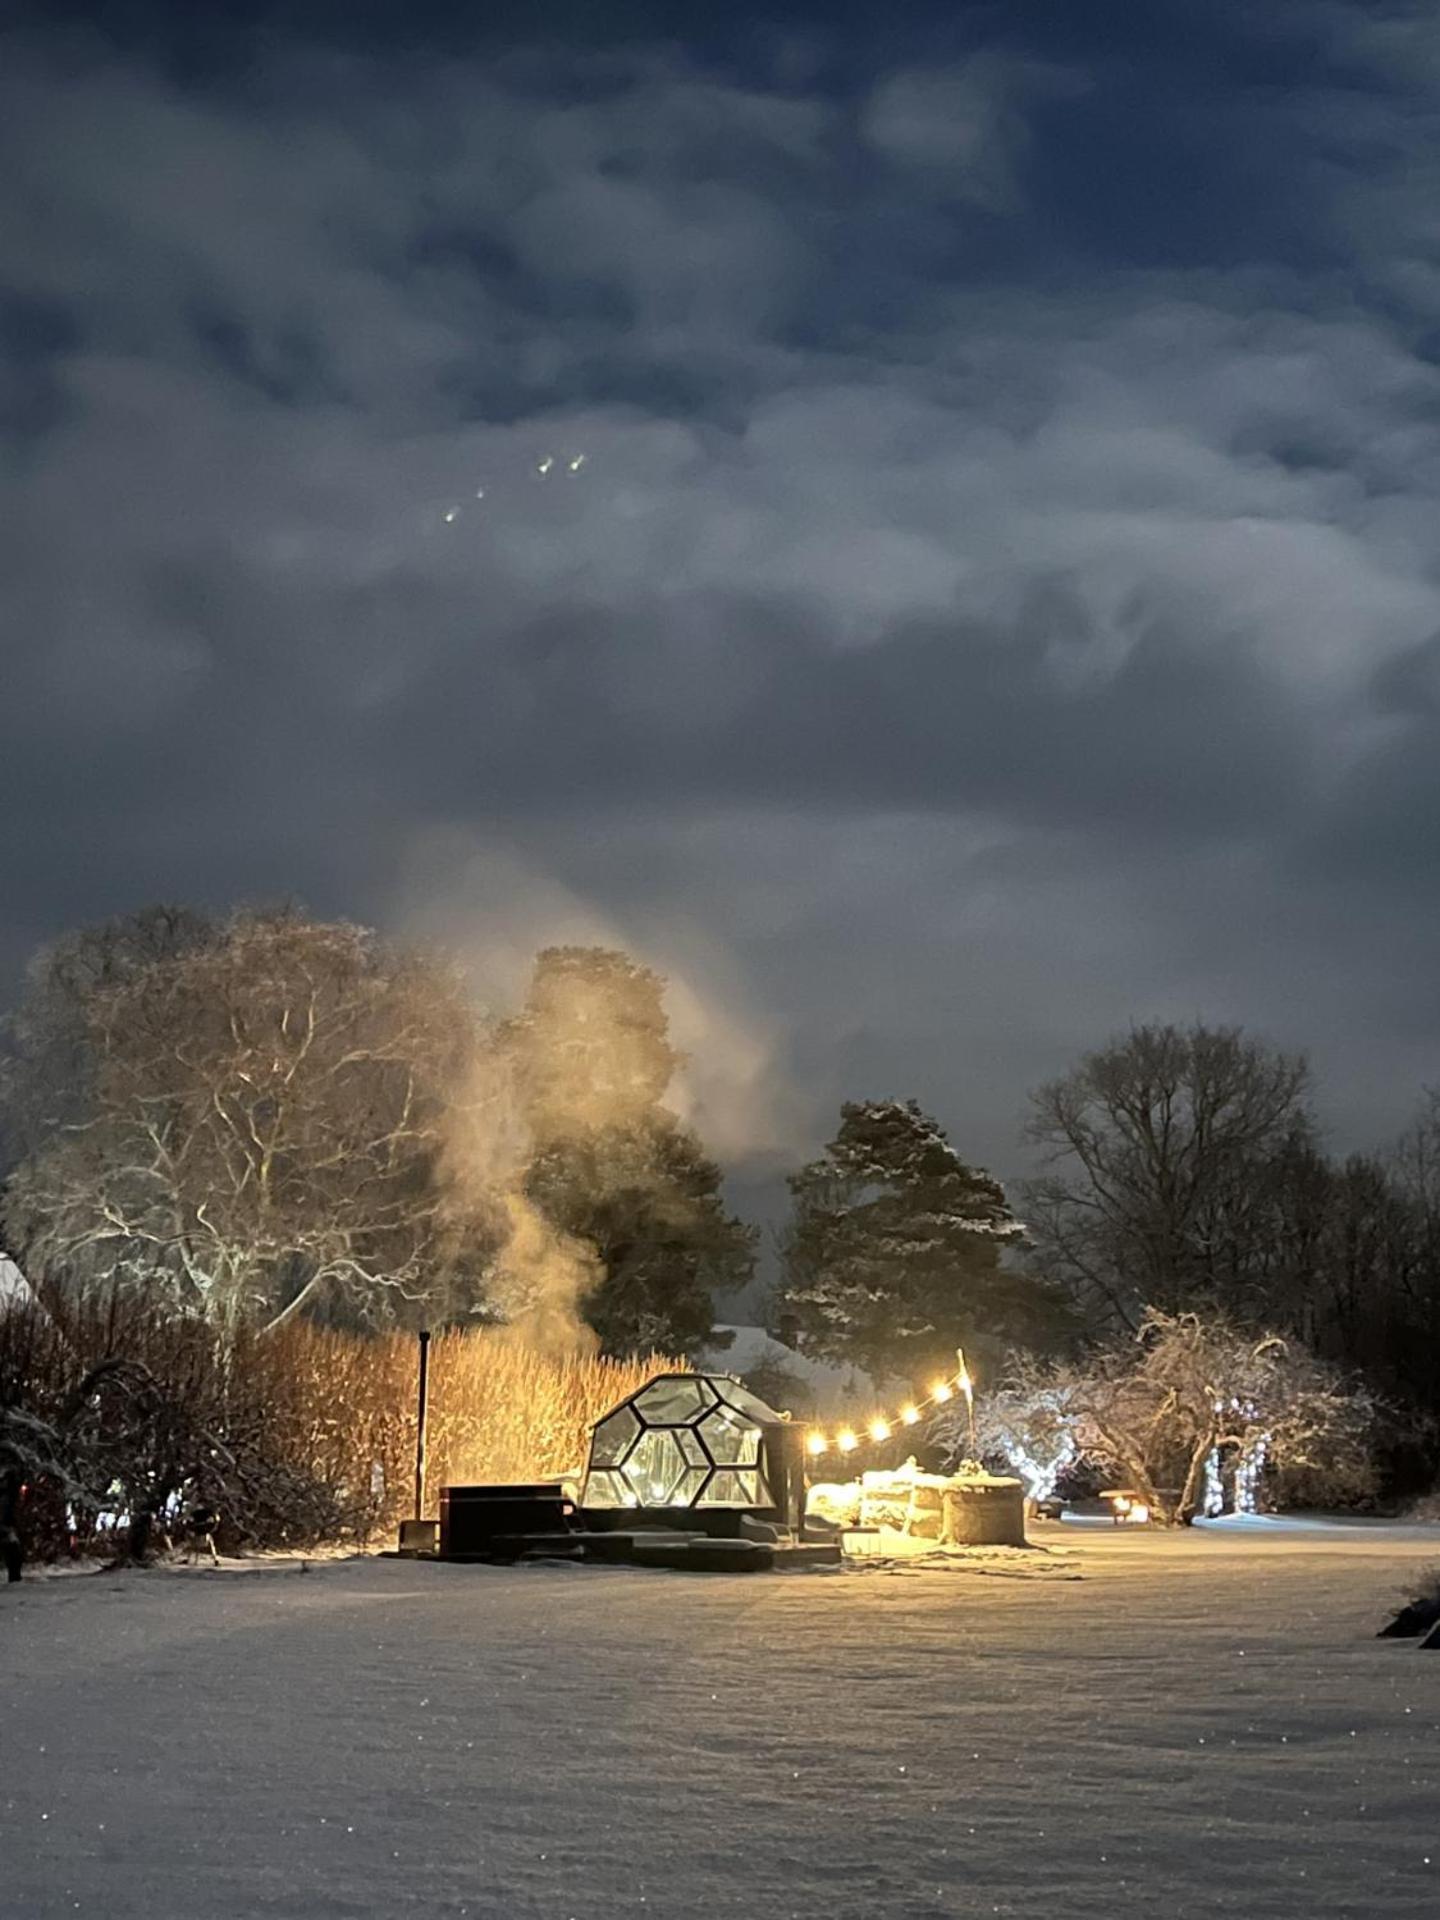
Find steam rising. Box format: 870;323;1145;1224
410;835;804;1353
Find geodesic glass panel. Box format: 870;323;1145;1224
672;1466;709;1505
582;1469;633;1509
621;1428;688;1505
590;1406;640;1467
697;1407;761;1467
697;1468;768;1508
711;1381;783;1424
633;1377;711;1424
584;1373;787;1512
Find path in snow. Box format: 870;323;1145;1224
3;1524;1438;1918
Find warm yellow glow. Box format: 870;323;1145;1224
932;1381;953;1402
806;1431;828;1457
868;1418;891;1443
900;1404;920;1426
836;1429;858;1453
958;1367;973;1396
1127;1502;1151;1525
1112;1494;1131;1514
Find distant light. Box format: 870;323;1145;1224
568;454;586;472
900;1404;920;1426
537;456;555;475
474;488;486;499
868;1419;891;1443
932;1381;953;1403
836;1429;858;1453
443;508;459;524
806;1432;828;1457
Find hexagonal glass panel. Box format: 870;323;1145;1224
590;1406;640;1468
696;1468;768;1508
710;1380;784;1424
633;1377;711;1424
677;1428;709;1468
697;1406;761;1467
672;1466;709;1506
621;1427;688;1505
582;1469;634;1509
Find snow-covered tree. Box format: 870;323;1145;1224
775;1098;1046;1383
935;1353;1079;1500
3;912;495;1331
1067;1308;1373;1524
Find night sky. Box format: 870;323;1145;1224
5;0;1440;1200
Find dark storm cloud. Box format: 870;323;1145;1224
5;0;1440;1178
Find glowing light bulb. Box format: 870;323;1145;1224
868;1419;891;1443
568;453;586;472
443;508;459;524
900;1404;920;1425
806;1432;828;1457
932;1381;953;1403
537;455;555;475
836;1429;858;1453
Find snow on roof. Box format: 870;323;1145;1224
700;1325;877;1414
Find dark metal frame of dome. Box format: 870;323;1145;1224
582;1372;807;1537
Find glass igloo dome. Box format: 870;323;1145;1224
582;1373;798;1517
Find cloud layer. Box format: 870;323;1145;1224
5;0;1440;1193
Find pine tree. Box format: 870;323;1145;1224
775;1098;1045;1383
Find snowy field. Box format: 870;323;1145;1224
3;1522;1439;1919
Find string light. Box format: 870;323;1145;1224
800;1356;976;1467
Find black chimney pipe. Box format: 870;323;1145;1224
413;1328;431;1522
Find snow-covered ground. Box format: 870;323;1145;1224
3;1522;1439;1918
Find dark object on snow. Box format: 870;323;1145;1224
2;1469;24;1582
439;1483;573;1557
177;1505;220;1565
1376;1597;1440;1639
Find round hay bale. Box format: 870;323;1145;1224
941;1475;1027;1547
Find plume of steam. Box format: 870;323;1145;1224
486;1192;600;1356
436;1037;601;1356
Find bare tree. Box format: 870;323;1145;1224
0;905;215;1171
1067;1309;1373;1524
1024;1023;1310;1333
4;912;495;1331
